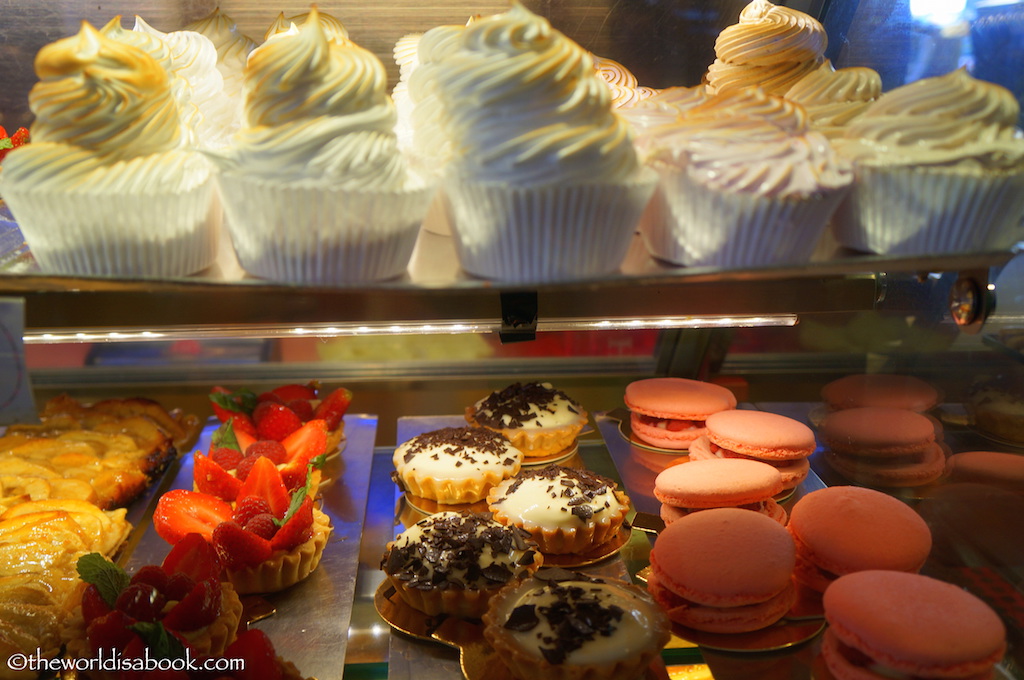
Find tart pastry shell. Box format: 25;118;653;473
226;508;332;594
466;407;587;458
487;488;631;555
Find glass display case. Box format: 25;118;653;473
1;0;1023;679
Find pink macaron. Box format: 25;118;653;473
821;373;941;412
945;450;1024;492
690;410;816;490
625;378;737;450
787;486;932;593
654;458;787;526
820;407;946;487
647;507;796;634
821;570;1006;680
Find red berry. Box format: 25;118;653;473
272;383;318;402
254;403;302;442
212;521;273;569
314;387;352;431
115;583;166;622
286;398;315;422
210;386;245;422
161;533;223;583
228;413;258;440
153;489;233;545
235;454;260;482
232;495;272;527
224;629;283;680
244;513;278;540
163;573;197;602
81;584;111;624
256;391;284;404
162;576;221;631
86;610;137;655
10;127;28;148
237;457;291;518
244;440;287;465
194;452;244;502
281;420;328;468
130;565;169;594
211;446;244;470
271;496;314;552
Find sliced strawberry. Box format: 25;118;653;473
286;398;315;422
193;452;243;502
313;387;352;431
161;532;223;582
271;495;314;552
11;127;29;148
162;576;221;631
282;419;328;467
237;456;290;518
212;521;273;569
254;402;302;441
224;629;283;680
81;584;111;624
153;489;232;545
228;413;258;440
272;382;318;402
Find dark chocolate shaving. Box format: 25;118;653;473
470;382;581;429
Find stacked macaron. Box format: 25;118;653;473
821;571;1006;680
689;410;816;491
653;458;787;526
787;486;932;594
945;450;1024;493
647;508;796;634
821;373;940;412
624;378;737;450
820;407;945;487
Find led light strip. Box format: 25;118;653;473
23;314;798;344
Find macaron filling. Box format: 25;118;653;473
634;414;700;432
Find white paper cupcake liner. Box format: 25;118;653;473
218;174;435;284
832;164;1024;255
444;172;657;283
1;180;219;277
642;166;847;268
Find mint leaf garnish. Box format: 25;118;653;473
76;553;129;608
211;420;241;451
274;463;318;527
128;622;186;660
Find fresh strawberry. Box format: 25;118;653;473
153;490;232;545
81;584;111;624
211;446;244;471
209;386;253;422
162;576;221;631
232;495;272;526
194;452;243;502
161;533;222;582
86;610;137;655
237;456;290;518
286;398;315;422
313;387;352;431
281;419;328;468
271;495;314;552
0;126;28;162
244;439;287;465
254;402;302;441
212;521;272;569
244;513;278;540
224;629;283;680
227;413;258;440
256;391;284;404
272;382;318;402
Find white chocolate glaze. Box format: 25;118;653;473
489;467;624;530
471;383;585;431
393;427;523;483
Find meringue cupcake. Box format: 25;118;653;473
184;8;258;109
430;3;656;282
706;0;827;97
637;87;852;267
212;8;433;284
0;22;218;277
832;68;1024;255
783;59;882;140
381;511;542;618
487;466;630;555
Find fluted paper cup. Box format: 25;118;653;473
832;164;1024;255
444;171;656;283
217;173;435;284
0;178;218;277
643;166;848;268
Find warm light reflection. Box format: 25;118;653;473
22;315;798;344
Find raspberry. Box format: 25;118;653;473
211;446;244;470
235;454;260;482
114;583;166;622
130;565;169;594
81;584;111;624
163;573;197;602
244;440;287;465
232;495;272;527
244;513;278;540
